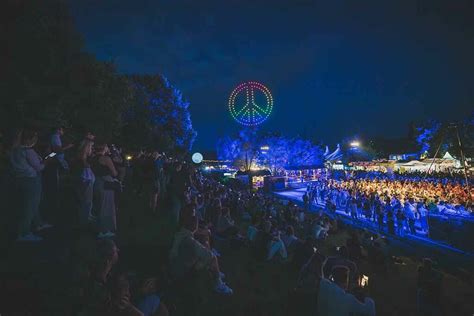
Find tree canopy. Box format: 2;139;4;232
1;0;195;153
216;129;324;172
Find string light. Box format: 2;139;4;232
228;81;273;126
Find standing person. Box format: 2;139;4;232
417;201;430;236
302;192;309;211
9;128;52;241
150;152;163;214
49;126;74;170
384;197;394;234
350;196;358;220
404;199;417;235
92;144;118;238
79;130;95;148
42;126;74;222
375;203;384;232
386;207;395;235
110;144;126;183
395;208;406;236
168;162;187;226
73;140;95;226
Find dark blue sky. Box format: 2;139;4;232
70;0;474;151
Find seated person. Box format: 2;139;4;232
322;246;359;288
297;209;305;224
267;230;288;261
281;225;299;251
346;231;362;261
293;237;316;268
134;276;169;316
216;207;239;237
318;266;375;316
109;272;145;316
254;220;287;261
296;251;326;294
367;240;389;274
417;258;442;315
83;239;143;315
247;217;260;242
253;220;273;260
313;218;330;240
169;213;233;295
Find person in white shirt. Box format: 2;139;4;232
267;230;288;261
10;128;52;241
317;266;376;316
417;202;429;234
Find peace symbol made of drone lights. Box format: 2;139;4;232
228;81;273;126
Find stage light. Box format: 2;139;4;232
350;141;360;148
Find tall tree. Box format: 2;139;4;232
124;75;197;152
256;136;290;173
415;120;442;155
216;128;259;171
1;0;132;143
2;0;84;129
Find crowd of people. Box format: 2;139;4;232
5;126;127;241
304;171;472;238
1;126;458;315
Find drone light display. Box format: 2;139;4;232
228;81;273;126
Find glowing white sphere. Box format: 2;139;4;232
192;152;203;164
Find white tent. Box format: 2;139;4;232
442;152;456;160
395;160;429;172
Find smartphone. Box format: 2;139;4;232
45;152;57;160
336;246;341;251
360;274;369;287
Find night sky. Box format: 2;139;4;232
70;0;474;151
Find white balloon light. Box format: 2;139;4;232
192;152;203;164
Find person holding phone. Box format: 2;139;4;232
318;266;375;316
322;246;359;288
9;128;53;241
49;126;74;168
44;152;57;160
42;126;74;223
